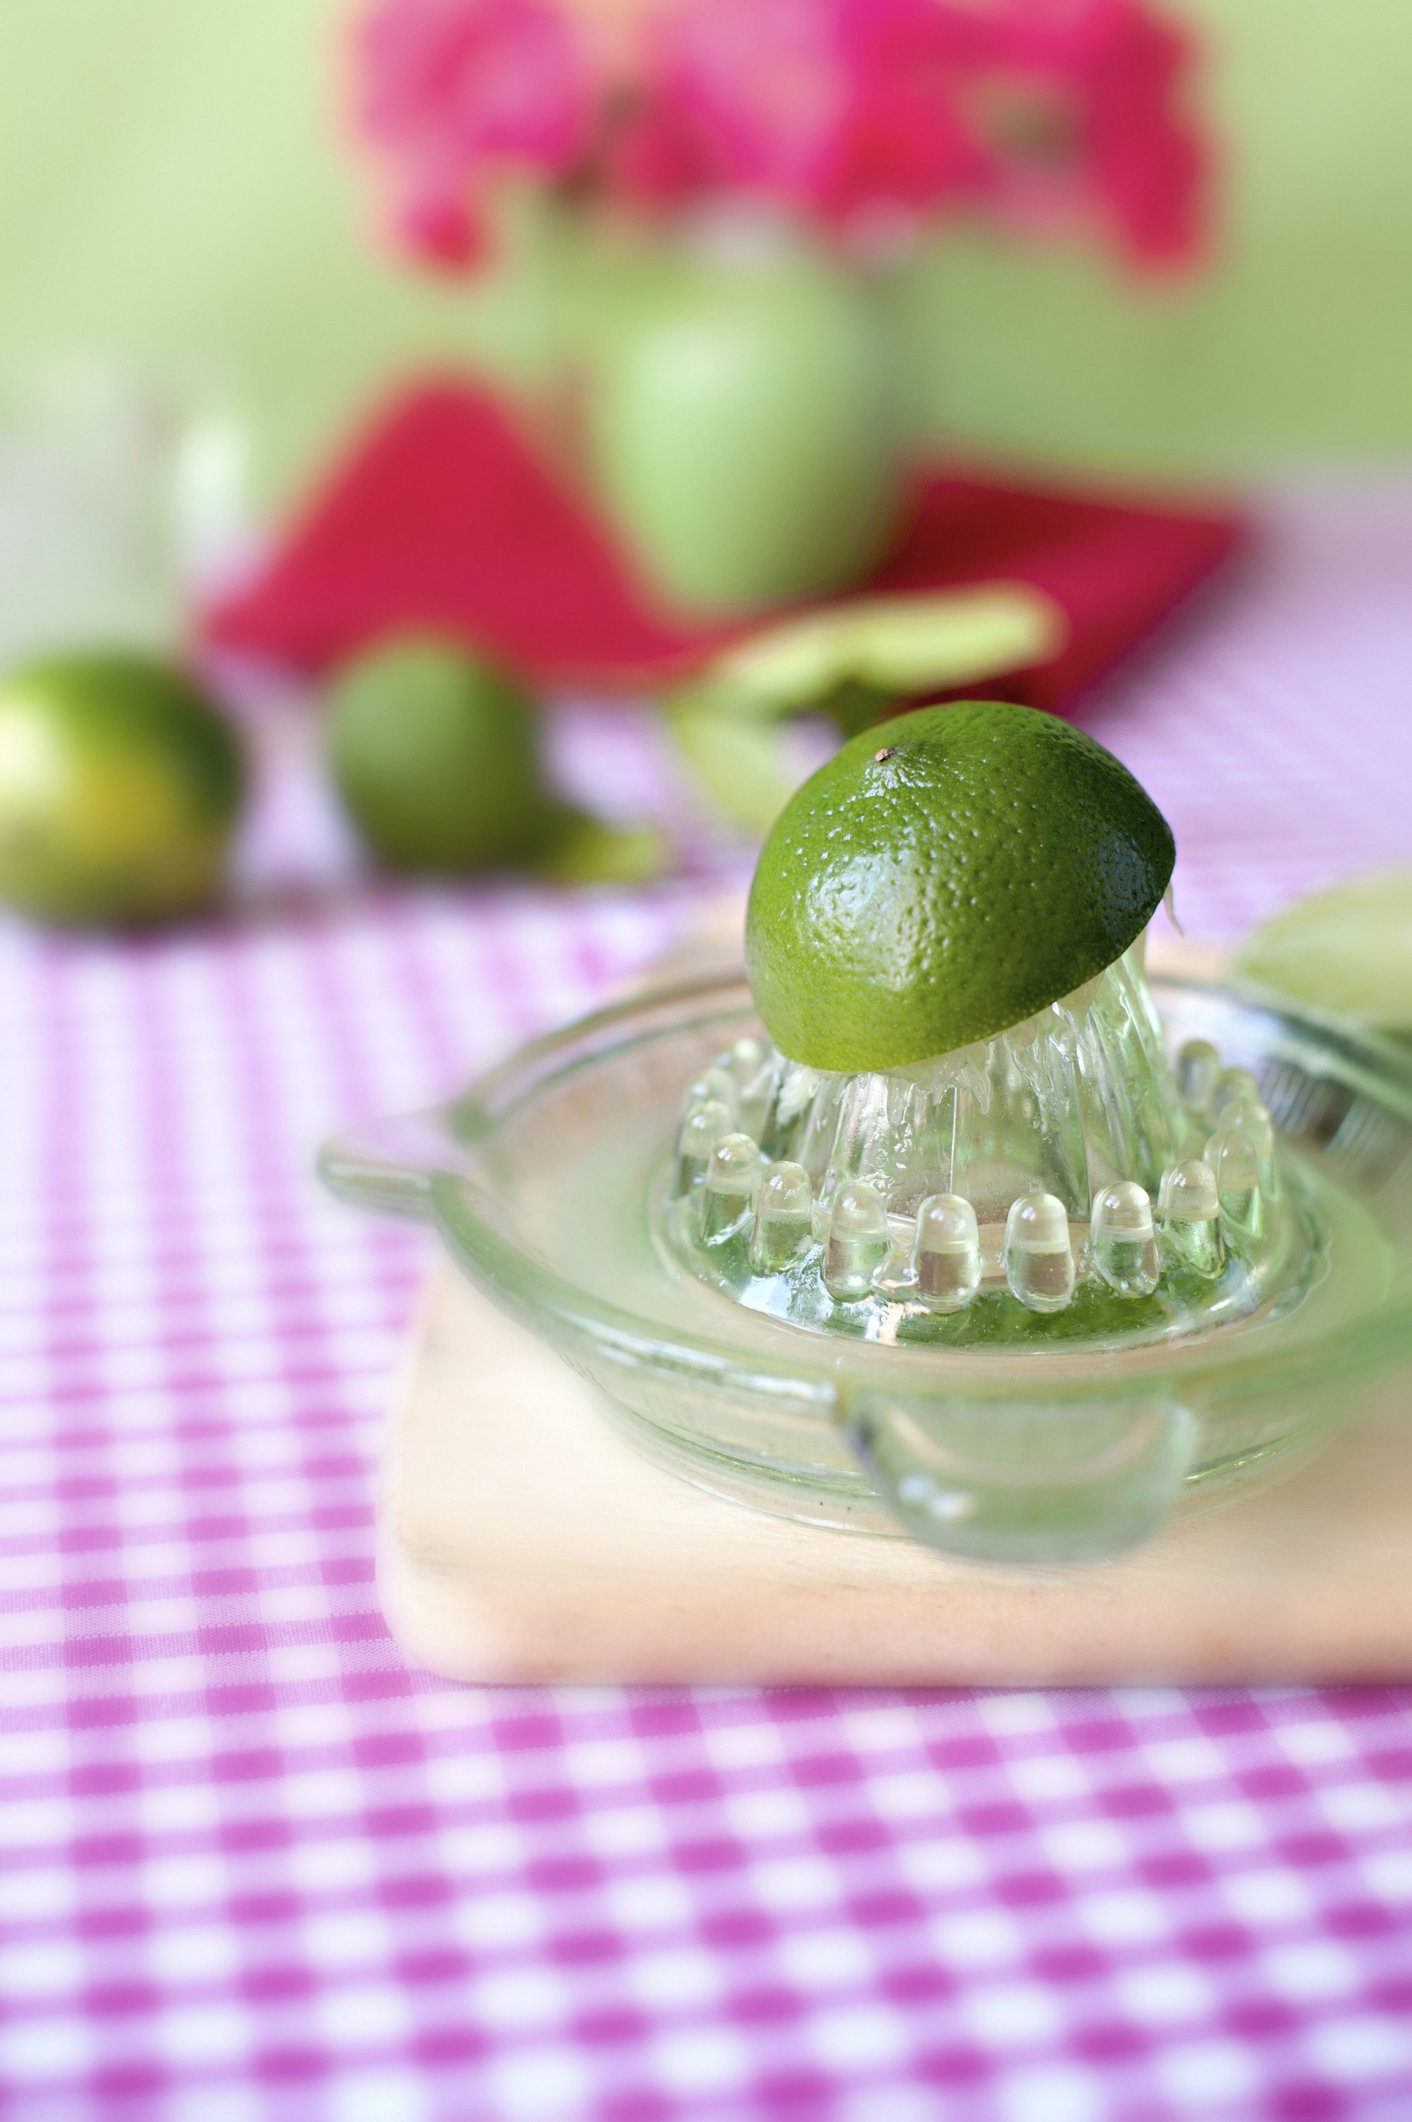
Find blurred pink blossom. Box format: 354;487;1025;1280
938;0;1207;265
353;0;597;268
349;0;1207;272
392;186;486;273
613;0;985;232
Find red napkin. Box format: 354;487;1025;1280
205;380;1243;709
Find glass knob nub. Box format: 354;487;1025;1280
683;1066;738;1119
699;1132;762;1243
749;1161;814;1274
1211;1066;1261;1124
1088;1180;1160;1298
1157;1157;1225;1278
824;1182;892;1302
912;1193;982;1313
1205;1127;1263;1244
727;1036;775;1132
1226;1100;1278;1200
674;1097;735;1195
1004;1190;1075;1313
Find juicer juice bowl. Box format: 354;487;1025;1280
320;960;1412;1567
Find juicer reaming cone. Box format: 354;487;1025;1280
658;944;1319;1354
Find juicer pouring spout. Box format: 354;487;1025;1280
317;1099;490;1223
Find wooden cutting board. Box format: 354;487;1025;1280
378;1264;1412;1686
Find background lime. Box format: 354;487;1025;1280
1233;868;1412;1032
0;651;245;926
327;637;552;873
745;701;1175;1072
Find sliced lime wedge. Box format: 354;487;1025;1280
1233;869;1412;1031
712;585;1066;712
667;585;1066;834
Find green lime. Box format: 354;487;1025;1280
327;636;553;872
1233;869;1412;1032
0;651;245;926
745;701;1175;1071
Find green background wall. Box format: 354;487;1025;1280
2;0;1407;502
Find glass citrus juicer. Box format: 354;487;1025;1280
321;705;1412;1567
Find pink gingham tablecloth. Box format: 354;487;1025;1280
3;492;1412;2121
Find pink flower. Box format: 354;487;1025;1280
352;0;597;267
347;0;1207;274
938;0;1207;266
392;187;486;273
616;0;984;235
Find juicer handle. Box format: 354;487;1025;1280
844;1389;1197;1567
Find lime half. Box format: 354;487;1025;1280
327;636;551;872
745;700;1175;1072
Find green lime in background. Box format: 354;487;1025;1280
327;634;667;886
1234;868;1412;1033
328;636;552;873
0;651;246;926
746;700;1175;1072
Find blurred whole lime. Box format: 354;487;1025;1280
0;652;245;926
327;636;553;872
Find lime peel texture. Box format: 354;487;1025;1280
746;700;1176;1073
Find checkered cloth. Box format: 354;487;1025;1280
3;493;1412;2120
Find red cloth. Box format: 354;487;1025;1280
205;380;1243;708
